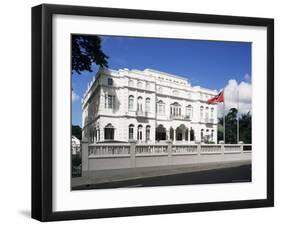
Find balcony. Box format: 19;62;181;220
205;118;215;124
169;115;192;121
136;111;148;117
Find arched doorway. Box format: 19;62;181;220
156;125;166;141
176;124;186;141
190;128;195;141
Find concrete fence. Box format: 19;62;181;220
81;140;252;172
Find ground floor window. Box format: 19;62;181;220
104;124;114;140
185;129;189;141
146;126;150;141
129;124;134;140
137;125;143;140
201;129;204;142
190;128;194;141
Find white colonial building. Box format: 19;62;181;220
81;68;218;144
71;136;81;155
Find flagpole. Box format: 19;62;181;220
223;88;226;143
237;88;239;144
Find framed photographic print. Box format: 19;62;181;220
32;4;274;221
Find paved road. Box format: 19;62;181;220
73;164;251;190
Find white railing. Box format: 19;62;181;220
136;144;168;155
88;143;130;157
88;143;251;157
172;144;198;155
136;111;148;117
201;145;222;154
224;144;241;153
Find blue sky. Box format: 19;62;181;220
72;35;251;126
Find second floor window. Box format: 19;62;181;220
170;102;181;116
205;107;209;120
210;107;214;119
200;106;204;120
128;95;134;110
157;100;165;114
108;78;113;86
145;98;150;112
137;81;143;89
129;79;134;87
137;97;143;112
185;105;193;119
105;94;115;109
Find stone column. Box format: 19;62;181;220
166;129;170;141
100;128;104;141
173;129;176;143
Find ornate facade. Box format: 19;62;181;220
81;68;218;144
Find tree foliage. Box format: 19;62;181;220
72;125;82;140
217;108;251;144
72;35;109;74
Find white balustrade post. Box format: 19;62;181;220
81;139;89;174
167;140;172;165
197;144;201;156
130;141;136;168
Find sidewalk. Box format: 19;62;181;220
72;160;251;189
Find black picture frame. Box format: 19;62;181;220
32;4;274;222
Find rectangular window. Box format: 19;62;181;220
105;94;115;109
108;78;113;86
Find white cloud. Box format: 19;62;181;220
217;79;252;117
244;73;251;83
72;90;80;102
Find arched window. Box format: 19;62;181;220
137;97;143;112
104;123;114;140
185;128;189;141
172;90;178;95
200;106;204;120
129;124;134;140
190;128;195;141
157;100;165;114
185;105;193;120
145;98;151;112
211;130;214;142
146;125;150;141
128;95;134;110
201;129;204;142
205;107;209;121
146;82;150;90
128;79;134;87
137;81;143;89
137;125;143;141
206;129;210;142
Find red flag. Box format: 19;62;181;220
207;90;224;104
